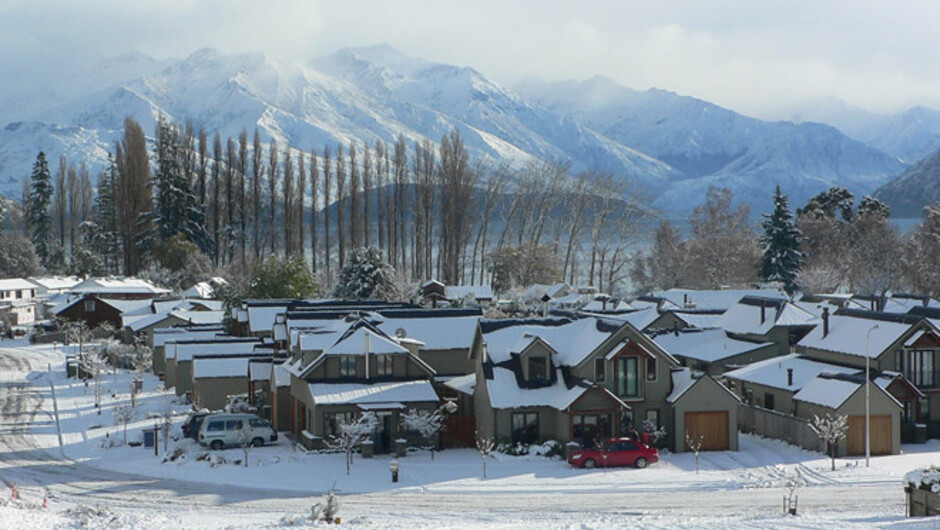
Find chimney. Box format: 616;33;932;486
787;368;793;387
760;300;766;324
822;307;830;337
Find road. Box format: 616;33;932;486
0;344;912;528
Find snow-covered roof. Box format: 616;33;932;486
310;380;439;406
666;369;697;403
589;307;660;331
126;311;184;332
444;285;493;301
182;278;227;299
69;277;170;295
247;305;288;334
674;312;724;329
27;276;81;291
719;299;818;335
98;298;154;315
193;357;250;379
443;373;475;396
521;282;570;303
798;314;913;358
652;328;774;363
174;310;225;325
483;317;618;366
792;376;861;409
653;288;787;312
324;327;410;356
171;340;262;362
153;328;226;348
581;298;634;312
273;363;291;387
249;360;272;381
723;353;856;391
485;366;589;410
377;315;479;351
0;278;37;291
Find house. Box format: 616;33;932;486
182;277;228;299
192;356;255;411
285;317;441;453
651;327;778;375
0;278;38;326
644;309;726;332
719;297;819;356
269;362;292;431
67;277;170;300
54;296;152;329
476;316;740;452
724;353;906;455
646;288;788;313
151;326;226;376
164;338;263;397
26;276;80;319
796;308;939;437
419;280;494;307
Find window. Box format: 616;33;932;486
15;290;22;299
646;357;657;381
84;300;96;312
528;356;547;382
905;349;935;387
895;350;903;372
764;392;776;411
376;354;393;376
339;356;356;377
594;358;606;382
511;412;539;444
225;420;243;431
324;411;358;438
645;409;659;428
206;421;224;432
616;357;641;398
572;414;612;445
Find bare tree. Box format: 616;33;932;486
54;155;67;253
437;129;477;285
160;396;174;454
283;146;295;256
335;144;347;269
297;149;306;261
268;139;279;254
112;404;134;444
810;413;848;471
211;133;223;265
251;129;263;259
362;144;373;249
684;187;760;289
309;149;319;274
115;117;152;275
393;135;408;275
471;165;510;285
326;412;377;475
322;147;333;283
475;431;495;479
348;143;361;250
237;130;248;265
685;433;704;474
401;403;454;460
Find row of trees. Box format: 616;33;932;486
632;184;940;298
21;116;648;294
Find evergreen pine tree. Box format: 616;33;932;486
151;118;211;255
760;185;803;294
27;151;55;267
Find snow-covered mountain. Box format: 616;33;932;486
875;146;940;218
777;97;940;164
0;46;918;215
520;76;907;213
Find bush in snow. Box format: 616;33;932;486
67;503;121;527
905;466;940;493
224;393;253;413
311;487;340;524
333;246;401;300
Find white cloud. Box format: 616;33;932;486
3;0;940;116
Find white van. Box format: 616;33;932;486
197;414;278;450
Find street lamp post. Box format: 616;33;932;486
865;323;880;468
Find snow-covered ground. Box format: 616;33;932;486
1;338;938;528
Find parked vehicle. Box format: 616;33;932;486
181;412;210;439
568;437;659;469
197;413;278;450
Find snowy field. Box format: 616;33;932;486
1;339;939;528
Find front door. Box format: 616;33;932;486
372;413;393;454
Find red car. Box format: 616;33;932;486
568;437;659;469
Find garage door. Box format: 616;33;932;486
847;415;891;456
685;411;729;451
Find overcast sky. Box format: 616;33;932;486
3;0;940;118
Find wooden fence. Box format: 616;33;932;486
738;404;825;453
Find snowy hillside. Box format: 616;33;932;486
875;145;940;217
0;46;920;215
521;76;907;213
778;97;940;164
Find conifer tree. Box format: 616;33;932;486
27;151;54;267
760;185;803;294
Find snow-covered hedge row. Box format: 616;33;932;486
904;466;940;493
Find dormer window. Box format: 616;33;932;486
339;356;356;377
528;356;547;382
376;354;393;376
616;357;641;398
